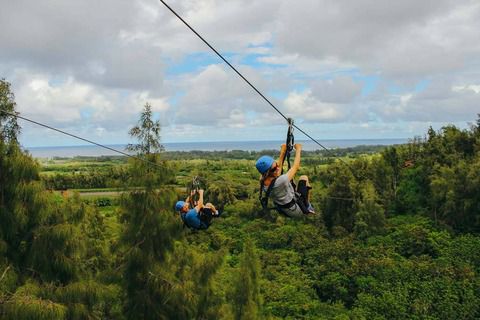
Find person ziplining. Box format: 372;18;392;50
256;119;315;218
175;177;221;230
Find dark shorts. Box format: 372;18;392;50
296;179;311;208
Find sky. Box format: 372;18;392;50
1;0;479;147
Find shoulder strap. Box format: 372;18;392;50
260;177;277;210
265;178;277;198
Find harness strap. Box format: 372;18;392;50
259;177;278;210
260;177;310;215
275;198;296;209
285;118;295;172
188;176;201;207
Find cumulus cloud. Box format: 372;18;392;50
0;0;165;92
275;0;479;80
1;0;479;146
173;64;272;126
284;90;345;122
369;78;480;123
10;70;170;132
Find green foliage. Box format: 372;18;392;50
2;296;68;320
231;238;263;320
354;182;386;239
30;224;84;283
126;103;164;155
322;162;358;232
207;181;237;211
120;156;184;319
0;79;20;143
0;89;123;318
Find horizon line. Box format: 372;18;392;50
24;138;409;149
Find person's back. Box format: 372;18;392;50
181;208;204;229
265;173;305;218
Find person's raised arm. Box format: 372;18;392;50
184;189;195;203
286;143;302;181
278;144;287;169
194;189;204;212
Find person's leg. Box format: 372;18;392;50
204;202;219;216
297;175;314;213
296;176;311;205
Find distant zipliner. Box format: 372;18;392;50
175;177;221;230
256;119;315;218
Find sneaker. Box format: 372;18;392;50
307;203;315;214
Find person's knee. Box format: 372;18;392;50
205;203;218;214
299;175;311;188
299;175;309;182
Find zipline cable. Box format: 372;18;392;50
158;0;359;176
158;0;288;122
0;110;165;169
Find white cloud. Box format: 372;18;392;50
11;70;171;132
274;0;479;81
1;0;479;146
284;90;343;122
173;64;270;125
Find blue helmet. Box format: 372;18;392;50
175;201;186;212
255;155;274;174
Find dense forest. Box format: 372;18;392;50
1;79;480;319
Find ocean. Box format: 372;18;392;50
25;139;408;158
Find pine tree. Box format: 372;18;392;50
126;103;164;155
0;80;118;319
231;238;263;320
354;182;386;239
121;105;184;319
0;79;20;144
323;163;358;233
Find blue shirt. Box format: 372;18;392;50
181;208;206;230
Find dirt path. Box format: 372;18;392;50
78;191;123;197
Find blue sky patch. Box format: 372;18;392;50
415;79;430;92
166;53;221;76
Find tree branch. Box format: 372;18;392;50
0;266;11;283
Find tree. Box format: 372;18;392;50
121;104;186;319
231;238;263;320
207;182;237;211
0;79;20;144
354;183;386;239
0;83;118;319
126;103;164;155
381;146;401;200
322;163;358;232
120;187;182;319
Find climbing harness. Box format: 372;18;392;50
259;177;310;216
